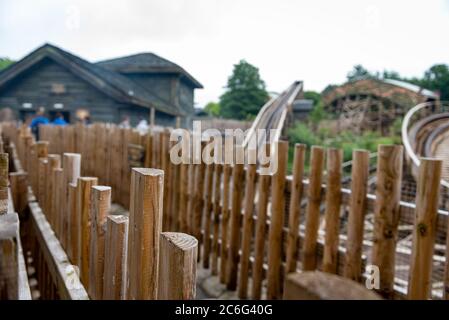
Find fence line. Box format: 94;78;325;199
1;121;449;299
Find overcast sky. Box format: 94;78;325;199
1;0;449;107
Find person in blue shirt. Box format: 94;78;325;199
53;112;68;126
29;107;49;139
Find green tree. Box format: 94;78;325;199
0;57;14;71
420;64;449;100
204;102;220;117
219;60;269;119
347;64;373;81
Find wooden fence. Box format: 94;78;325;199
1;121;449;300
1;123;198;300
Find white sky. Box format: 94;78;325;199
1;0;449;108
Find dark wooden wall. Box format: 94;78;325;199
0;58;176;126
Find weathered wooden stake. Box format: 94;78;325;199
225;162;245;290
371;145;403;298
285;144;306;273
344;150;369;281
127;168;164;300
157;232;198;299
238;164;257;299
302;146;325;271
408;158;442;300
103;215;129;300
78;177;98;287
322;148;343;274
266;141;288;299
88;186;111;300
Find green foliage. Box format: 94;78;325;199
288;122;398;162
0;57;14;71
219;60;269;120
204;101;221;117
347;64;373;81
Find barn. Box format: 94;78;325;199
0;43;202;127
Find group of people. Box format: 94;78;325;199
29;107;68;138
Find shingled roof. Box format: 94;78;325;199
96;53;203;88
0;43;194;116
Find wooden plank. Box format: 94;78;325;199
77;177;98;288
238;164;257;299
344;150;369;281
88;186;111;300
371;145;403;298
266;141;288;299
285;144;306;273
210;163;223;275
219;164;232;283
202;162;215;268
157;232;198;299
0;153;8;215
67;183;78;264
251;144;271;299
103;215;129;300
45;155;61;218
28;202;88;300
61;153;81;250
283;271;381;300
226;163;245;290
9;172;28;214
302;146;325;271
408;158;442;300
127;168;164;300
322;148;343;274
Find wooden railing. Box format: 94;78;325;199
1;121;449;300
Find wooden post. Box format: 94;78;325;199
211;163;223;275
38;159;48;207
45;154;61;218
226;162;245;290
127;168;164;300
408;158;442;300
302;146;325;271
285;144;306;273
283;271;381;300
192;159;206;259
157;232;198;299
0;153;8;215
67;183;78;263
103;215;129;300
238;164;257;299
52;168;63;233
88;186;111;300
78;177;98;287
219;164;232;283
61;153;81;250
344;150;369;281
371;145;403;298
202;163;215;268
252;144;271;299
266;141;288;299
322;148;343;274
179;162;189;232
9;172;28;214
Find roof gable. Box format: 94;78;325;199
96;53;203;89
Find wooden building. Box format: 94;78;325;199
322;78;439;134
0;43;202;127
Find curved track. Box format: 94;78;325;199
243;81;303;151
402;101;449;187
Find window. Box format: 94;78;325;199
54;103;64;109
22;102;32;109
51;83;66;94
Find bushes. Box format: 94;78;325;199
288;122;400;163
